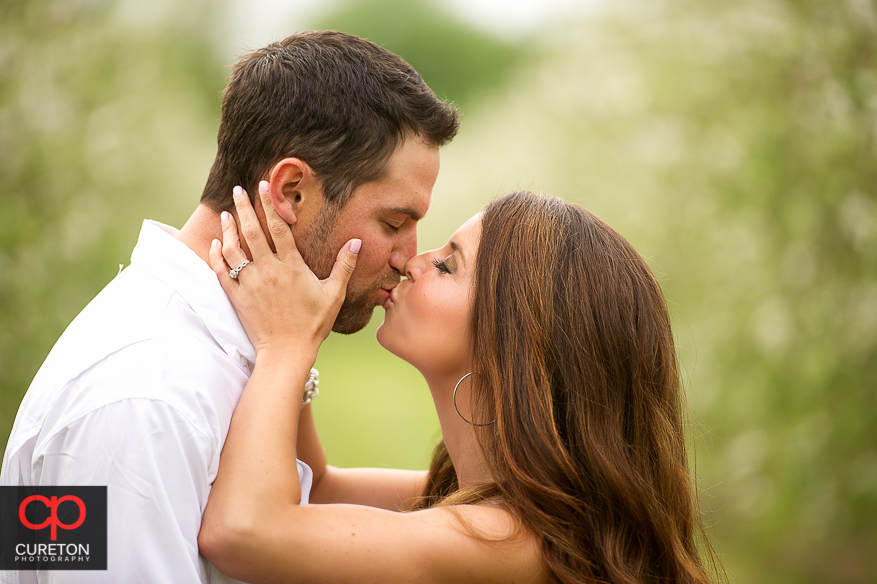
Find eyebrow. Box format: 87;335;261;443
449;240;466;265
385;206;425;222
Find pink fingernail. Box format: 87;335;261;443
221;211;229;222
259;180;269;194
211;239;220;248
350;239;362;254
233;186;243;198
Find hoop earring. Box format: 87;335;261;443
453;372;495;426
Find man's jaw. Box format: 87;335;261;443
331;276;401;334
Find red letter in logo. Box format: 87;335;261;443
19;495;87;541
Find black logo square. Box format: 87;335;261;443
0;486;107;570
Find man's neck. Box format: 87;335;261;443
177;204;225;265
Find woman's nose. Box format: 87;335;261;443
404;251;432;281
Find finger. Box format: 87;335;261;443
208;238;237;296
257;180;301;263
232;185;273;261
220;210;250;276
322;239;361;302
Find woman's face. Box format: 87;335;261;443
376;214;482;378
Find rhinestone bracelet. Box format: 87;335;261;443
301;368;319;407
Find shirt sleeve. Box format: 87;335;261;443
31;399;216;584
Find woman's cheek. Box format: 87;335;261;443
424;291;471;371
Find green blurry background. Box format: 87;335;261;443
2;0;875;582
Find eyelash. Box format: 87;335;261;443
386;222;400;234
432;258;451;274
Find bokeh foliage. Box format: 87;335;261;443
2;0;875;583
312;0;526;105
0;0;227;440
431;1;877;581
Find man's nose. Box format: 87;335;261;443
389;229;417;274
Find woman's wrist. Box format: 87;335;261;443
254;343;318;369
252;348;318;398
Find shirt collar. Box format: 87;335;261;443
129;220;256;365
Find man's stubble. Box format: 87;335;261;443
297;208;396;335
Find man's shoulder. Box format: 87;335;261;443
8;267;248;453
29;266;190;396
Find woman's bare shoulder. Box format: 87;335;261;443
406;503;549;584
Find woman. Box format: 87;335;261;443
198;183;718;584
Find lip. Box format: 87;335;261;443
381;284;400;309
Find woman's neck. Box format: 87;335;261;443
425;372;492;490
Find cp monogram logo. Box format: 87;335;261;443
19;495;87;541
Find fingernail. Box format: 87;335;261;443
259;180;269;194
221;211;229;222
211;239;220;248
350;239;362;254
233;186;243;198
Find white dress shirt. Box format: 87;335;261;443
1;221;312;583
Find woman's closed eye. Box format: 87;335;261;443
432;257;452;274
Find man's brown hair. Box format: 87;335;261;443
201;30;459;211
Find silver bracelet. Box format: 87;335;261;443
301;368;319;407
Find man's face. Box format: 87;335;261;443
298;136;440;334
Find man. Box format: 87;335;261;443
1;30;459;583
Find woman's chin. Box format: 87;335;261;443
376;324;417;368
375;321;397;354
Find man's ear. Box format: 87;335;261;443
264;158;323;225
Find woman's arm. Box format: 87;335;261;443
296;405;328;486
201;180;357;524
202;344;538;584
199;183;544;584
202;492;543;584
311;465;427;509
298;403;427;510
311;465;427;510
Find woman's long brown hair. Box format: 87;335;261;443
415;191;717;584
